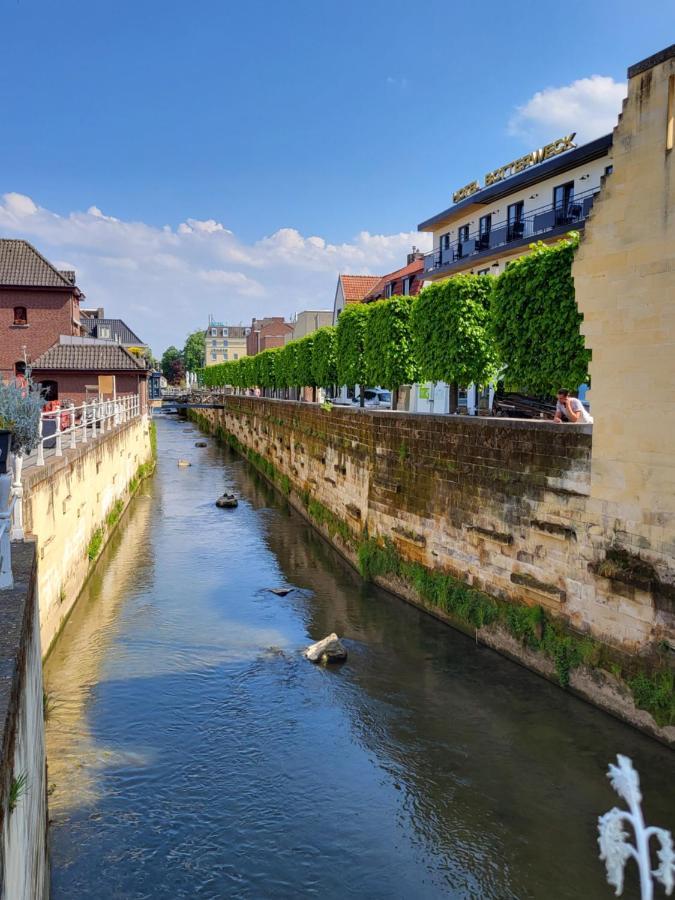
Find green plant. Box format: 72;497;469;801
628;670;675;727
336;303;371;392
491;234;590;395
0;378;44;455
312;326;338;388
363;296;419;391
106;499;124;529
87;528;104;561
8;772;28;813
412;274;499;387
149;420;157;459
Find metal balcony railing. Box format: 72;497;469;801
424;187;600;273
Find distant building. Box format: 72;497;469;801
0;239;84;381
331;275;381;323
80;308;148;355
286;310;332;343
246;317;293;356
204;316;249;366
362;251;425;303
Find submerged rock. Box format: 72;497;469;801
216;493;238;509
195;441;208;448
269;587;293;596
304;633;347;664
177;459;191;467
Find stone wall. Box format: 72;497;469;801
0;542;48;900
574;47;675;614
22;415;154;655
191;397;674;743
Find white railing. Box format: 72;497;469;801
32;393;141;468
0;464;18;589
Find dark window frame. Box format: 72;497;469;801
13;306;28;326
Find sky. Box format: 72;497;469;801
1;0;673;355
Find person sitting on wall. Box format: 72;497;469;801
553;389;593;424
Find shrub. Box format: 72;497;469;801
312;326;338;388
336;303;371;389
364;296;418;390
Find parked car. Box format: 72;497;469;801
352;388;392;408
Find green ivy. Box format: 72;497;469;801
412;274;498;387
363;295;418;390
491;234;590;394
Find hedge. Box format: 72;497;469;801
364;295;418;390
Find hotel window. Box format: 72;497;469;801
210;328;217;336
13;306;27;325
99;325;111;339
223;327;229;337
458;224;469;243
440;233;450;250
507;201;524;240
211;339;217;347
553;182;574;223
478;215;491;249
211;351;216;360
233;353;238;360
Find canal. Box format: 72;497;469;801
45;415;673;899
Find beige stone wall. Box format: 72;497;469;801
574;49;675;598
197;398;673;653
21;416;154;655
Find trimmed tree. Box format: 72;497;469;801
491;233;590;395
183;330;205;372
336;303;371;405
311;326;338;389
363;296;418;403
411;274;499;391
295;334;317;396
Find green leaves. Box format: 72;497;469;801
364;296;418;390
491;234;590;395
336;304;370;387
412;274;498;387
198;236;588;399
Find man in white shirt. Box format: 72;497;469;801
554;389;593;424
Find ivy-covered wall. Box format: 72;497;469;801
190;397;674;744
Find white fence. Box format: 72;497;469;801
1;392;142;589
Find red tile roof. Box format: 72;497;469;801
339;274;382;302
363;258;425;301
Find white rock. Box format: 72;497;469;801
177;459;191;467
304;633;347;664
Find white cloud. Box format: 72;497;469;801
0;193;429;353
508;75;626;144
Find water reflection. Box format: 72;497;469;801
46;416;673;899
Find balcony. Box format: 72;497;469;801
424;187;600;275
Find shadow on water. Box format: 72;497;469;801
45;415;674;900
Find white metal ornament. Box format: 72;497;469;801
598;755;674;899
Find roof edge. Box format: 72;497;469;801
628;44;675;79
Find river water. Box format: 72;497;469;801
45;415;673;899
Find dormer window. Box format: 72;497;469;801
13;306;27;326
99;325;111;339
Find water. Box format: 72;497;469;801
45;415;674;899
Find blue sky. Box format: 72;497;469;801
0;0;673;351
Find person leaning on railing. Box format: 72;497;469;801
553;389;593;425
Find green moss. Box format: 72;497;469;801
149;419;157;459
87;527;104;561
307;497;354;546
354;535;674;720
106;499;124;529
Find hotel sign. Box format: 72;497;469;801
452;133;577;204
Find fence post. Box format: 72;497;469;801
10;454;23;541
36;416;45;467
82;402;88;444
70;405;77;449
55;411;63;457
0;469;12;589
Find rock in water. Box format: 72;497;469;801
304;633;347;664
195;441;208;447
177;459;191;467
269;587;293;596
215;493;238;509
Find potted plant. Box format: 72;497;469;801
0;379;44;474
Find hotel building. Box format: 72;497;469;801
418;132;613;279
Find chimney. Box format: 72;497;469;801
97;307;105;318
407;246;424;265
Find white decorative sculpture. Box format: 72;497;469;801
598;754;674;899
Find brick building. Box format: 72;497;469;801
362;251;425;303
246;317;293;356
0;240;83;380
331;274;381;323
30;341;148;407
